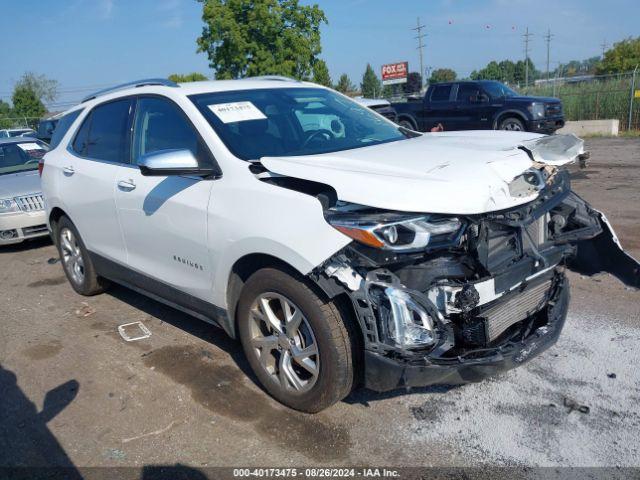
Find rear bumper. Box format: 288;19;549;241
0;210;48;245
363;275;569;392
527;116;565;133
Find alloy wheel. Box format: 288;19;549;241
60;228;85;286
248;292;319;393
502;120;523;131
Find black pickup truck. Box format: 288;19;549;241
392;80;565;134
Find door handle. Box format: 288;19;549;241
62;166;75;176
117;180;136;191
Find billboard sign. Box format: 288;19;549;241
382;62;408;85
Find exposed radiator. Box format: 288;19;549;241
482;280;552;342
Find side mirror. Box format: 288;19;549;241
477;93;490;103
139;149;216;177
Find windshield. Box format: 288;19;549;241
481;81;519;98
0;141;49;175
190;87;406;160
8;129;34;137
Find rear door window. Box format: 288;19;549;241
72;99;133;163
456;84;481;103
430;85;452;102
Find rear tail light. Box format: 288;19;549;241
38;157;45;176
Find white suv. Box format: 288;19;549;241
41;77;639;412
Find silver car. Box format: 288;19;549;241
0;138;49;245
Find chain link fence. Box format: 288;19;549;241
522;70;639;131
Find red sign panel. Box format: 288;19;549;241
381;62;408;84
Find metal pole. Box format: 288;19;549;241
413;17;426;87
629;66;638;131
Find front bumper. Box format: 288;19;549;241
527;116;565;133
0;210;48;245
364;274;569;391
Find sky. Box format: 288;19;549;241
1;0;638;110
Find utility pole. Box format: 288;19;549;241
412;17;427;86
545;29;554;83
522;27;533;89
600;39;608;59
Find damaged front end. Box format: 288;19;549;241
310;169;639;392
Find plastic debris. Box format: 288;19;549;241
117;321;151;342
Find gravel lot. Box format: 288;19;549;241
1;137;638;473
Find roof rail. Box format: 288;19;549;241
243;75;300;82
81;78;178;103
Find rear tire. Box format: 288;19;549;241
237;268;354;413
398;118;416;130
499;116;525;131
55;216;108;296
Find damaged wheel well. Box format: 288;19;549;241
226;253;365;382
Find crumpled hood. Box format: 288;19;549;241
0;170;41;199
261;131;584;215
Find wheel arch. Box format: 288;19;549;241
493;110;528;130
396;114;418;130
226;252;364;385
48;207;69;245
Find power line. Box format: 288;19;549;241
522;26;533;88
412;17;427;85
545;29;554;82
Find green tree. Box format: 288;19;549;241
596;37;640;74
335;73;354;94
168;72;209;82
196;0;327;80
0;100;13;129
312;59;332;87
12;86;45;128
15;72;59;103
429;68;457;84
404;72;422;94
360;63;381;98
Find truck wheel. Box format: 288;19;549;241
398;118;416;130
55;216;108;296
237;268;355;413
499;117;525;131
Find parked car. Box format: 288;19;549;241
35;117;60;144
354;97;398;122
41;77;638;412
0;138;50;244
392;80;565;134
0;128;37;139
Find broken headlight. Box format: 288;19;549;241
326;210;463;252
384;287;436;347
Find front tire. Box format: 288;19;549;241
55;216;108;296
499;116;525;131
237;268;354;413
398;118;416;130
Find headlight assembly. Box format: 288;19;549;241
326;210;463;252
0;198;20;215
528;102;545;119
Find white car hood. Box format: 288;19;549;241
0;170;41;199
261;131;584;215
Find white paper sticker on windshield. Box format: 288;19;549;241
208;102;266;123
17;143;43;152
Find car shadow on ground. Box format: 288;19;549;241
107;284;460;409
0;236;53;255
105;285;259;386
